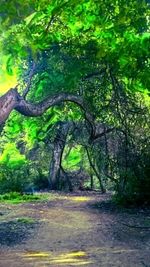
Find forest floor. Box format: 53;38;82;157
0;191;150;267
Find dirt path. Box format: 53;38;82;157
0;192;150;267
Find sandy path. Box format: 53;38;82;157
0;192;150;267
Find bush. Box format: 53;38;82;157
115;152;150;206
0;163;31;194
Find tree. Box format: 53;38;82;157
0;88;94;131
0;0;149;203
0;0;149;122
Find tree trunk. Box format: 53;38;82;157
48;121;70;189
85;146;106;193
0;89;20;125
90;174;94;190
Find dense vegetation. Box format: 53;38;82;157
0;0;150;205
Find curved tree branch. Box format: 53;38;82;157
0;88;21;125
15;93;85;116
0;87;118;142
0;88;96;139
15;92;95;137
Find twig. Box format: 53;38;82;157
93;127;115;141
45;15;55;33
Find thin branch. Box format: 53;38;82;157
93;127;115;141
82;68;106;80
85;146;106;193
45;15;55;34
45;1;69;34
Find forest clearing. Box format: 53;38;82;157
0;192;150;267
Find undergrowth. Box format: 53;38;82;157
0;192;48;204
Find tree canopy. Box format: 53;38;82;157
0;0;150;205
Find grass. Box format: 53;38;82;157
16;217;36;224
0;192;49;204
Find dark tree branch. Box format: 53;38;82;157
93;127;115;141
45;15;55;34
82;68;106;80
85;146;106;193
0;88;21;125
0;88;96;141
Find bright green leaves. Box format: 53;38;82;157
0;0;35;27
116;31;150;92
0;143;26;168
6;56;15;76
141;32;150;53
0;55;18;94
62;145;82;171
0;0;149;97
0;0;35;57
6;121;21;137
0;0;149;68
23;0;71;51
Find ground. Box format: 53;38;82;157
0;192;150;267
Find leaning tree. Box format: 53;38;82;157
0;0;149;198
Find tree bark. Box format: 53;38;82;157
0;89;21;125
85;146;106;193
48;121;70;189
0;88;116;143
0;88;95;139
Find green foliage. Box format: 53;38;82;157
0;192;47;204
0;0;149;94
62;145;82;171
114;142;150;206
16;217;36;224
0;143;26;168
0;0;149;205
0;163;31;193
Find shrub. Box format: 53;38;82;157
115;152;150;206
0;163;31;194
